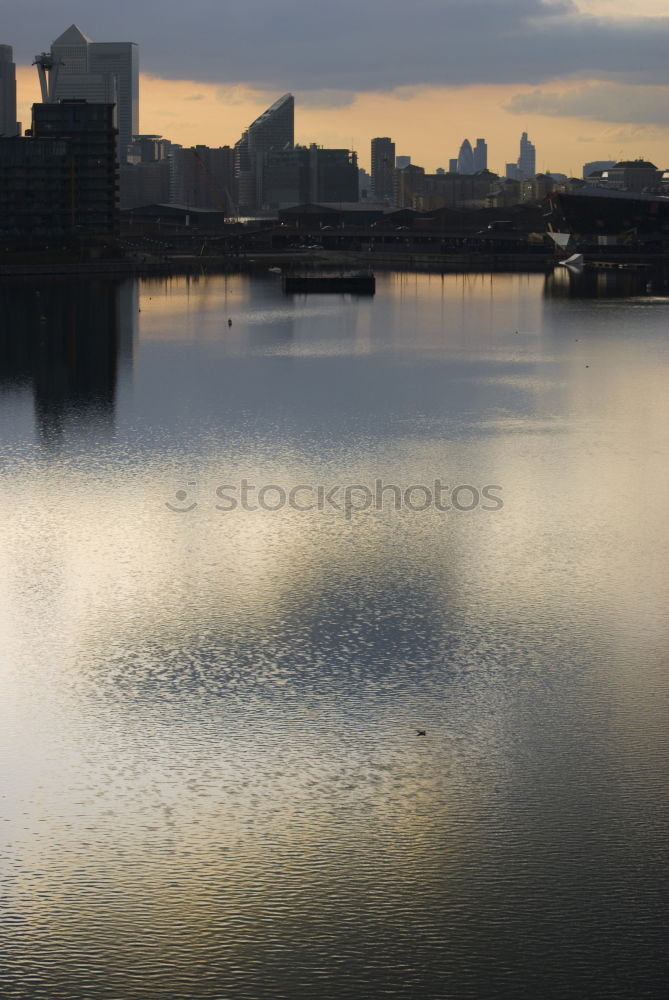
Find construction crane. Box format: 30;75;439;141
192;149;236;219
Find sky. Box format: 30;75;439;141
5;0;669;174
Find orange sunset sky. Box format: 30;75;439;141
11;0;669;176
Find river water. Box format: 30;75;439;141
1;269;668;999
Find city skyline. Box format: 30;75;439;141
6;1;669;173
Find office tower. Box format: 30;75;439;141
49;25;138;161
371;137;395;202
0;45;18;136
518;131;536;178
257;144;358;209
457;139;474;174
506;162;521;181
170;145;236;212
32;100;119;234
395;155;411;169
309;145;358;203
235;94;294;212
448;158;458;173
473;138;487;172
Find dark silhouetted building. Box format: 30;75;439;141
583;160;616;179
32;100;119;235
371;137;395;203
0;136;70;232
235;94;294;212
473;138;487;172
170;145;236;213
0;45;19;136
457;139;474;174
602;159;662;193
259;144;358;209
518;132;536;178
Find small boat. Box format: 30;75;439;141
282;270;375;294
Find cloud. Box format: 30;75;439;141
506;82;669;124
7;0;669;94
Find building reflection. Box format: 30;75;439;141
0;277;137;446
544;263;669;299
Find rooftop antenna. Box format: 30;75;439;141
33;53;63;103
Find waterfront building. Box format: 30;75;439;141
32;100;119;235
0;135;70;232
0;45;19;136
371;137;395;203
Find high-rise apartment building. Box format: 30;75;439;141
235;94;294;212
32;100;119;234
518;132;536;178
50;25;138;161
0;45;18;136
473;138;487;172
371;137;395;203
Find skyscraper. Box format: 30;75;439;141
518;132;536;178
0;45;18;136
457;139;474;174
371;137;395;203
49;25;138;161
473;138;487;172
235;94;294;211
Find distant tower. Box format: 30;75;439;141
371;137;395;202
395;155;411;169
0;45;18;135
448;158;458;173
473;138;487;172
47;25;139;161
518;131;536;178
457;139;474;174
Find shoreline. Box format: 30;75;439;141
1;247;667;279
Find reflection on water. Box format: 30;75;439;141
0;271;668;999
0;279;136;448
